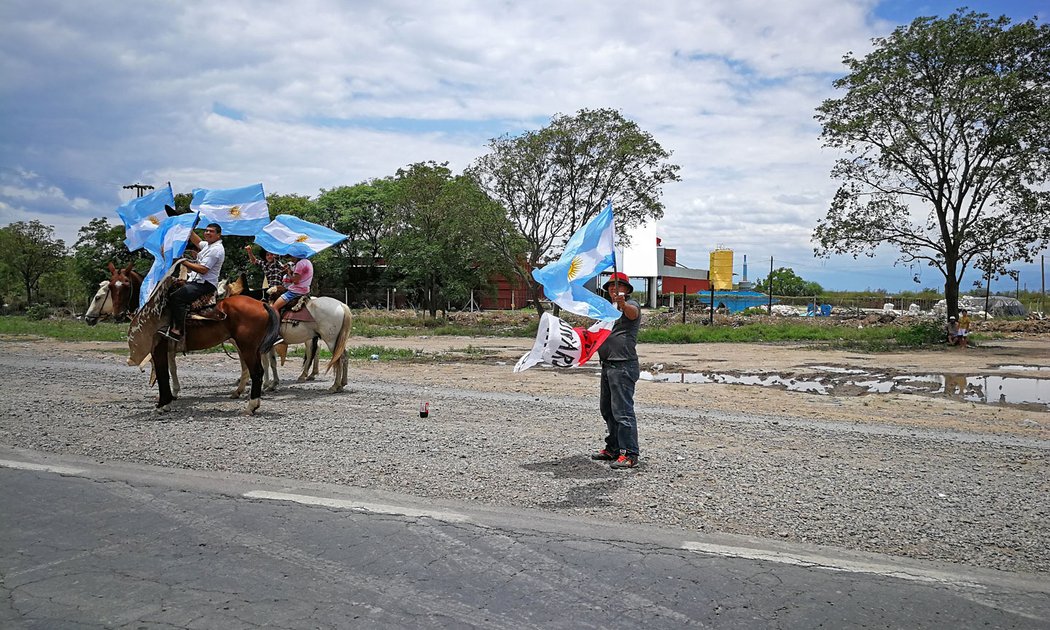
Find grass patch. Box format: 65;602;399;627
0;313;962;353
0;316;127;342
639;321;952;349
347;345;419;361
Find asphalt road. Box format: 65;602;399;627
2;449;1047;629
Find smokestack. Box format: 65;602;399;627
743;254;748;282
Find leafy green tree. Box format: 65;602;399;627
814;10;1050;318
469;107;680;310
755;267;823;297
312;181;398;296
0;220;67;305
383;162;518;316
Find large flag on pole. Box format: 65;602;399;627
253;214;348;258
190;183;269;236
531;202;621;321
138;212;200;309
513;313;614;372
117;184;174;251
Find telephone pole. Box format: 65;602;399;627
123;183;154;198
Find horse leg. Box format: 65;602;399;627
245;352;264;415
263;350;279;392
168;346;180;399
152;338;174;411
340;349;349;388
231;354;249;398
298;335;319;382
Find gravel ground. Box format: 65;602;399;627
1;338;1048;577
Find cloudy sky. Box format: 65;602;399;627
1;0;1046;293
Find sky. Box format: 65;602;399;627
1;0;1047;295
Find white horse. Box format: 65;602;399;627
232;296;352;396
84;278;184;398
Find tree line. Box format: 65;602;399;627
0;108;680;316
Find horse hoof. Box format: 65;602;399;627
246;398;261;415
230;391;243;399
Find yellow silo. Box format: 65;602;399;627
709;249;734;291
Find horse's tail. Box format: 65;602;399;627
324;303;353;374
260;303;281;354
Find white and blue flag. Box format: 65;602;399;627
531;202;621;321
253;214;348;259
116;184;174;251
139;212;200;309
190;183;269;236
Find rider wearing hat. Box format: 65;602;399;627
591;271;643;469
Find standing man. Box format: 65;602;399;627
591;272;642;469
162;223;225;341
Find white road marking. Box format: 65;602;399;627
683;541;984;588
243;490;471;523
0;459;85;476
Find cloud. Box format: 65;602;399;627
0;0;1043;291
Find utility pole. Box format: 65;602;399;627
767;256;773;315
123;183;154;198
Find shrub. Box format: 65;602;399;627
25;303;51;320
894;320;946;347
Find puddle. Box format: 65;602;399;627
997;365;1050;372
641;367;1050;411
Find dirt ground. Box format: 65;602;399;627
3;331;1048;574
344;334;1050;439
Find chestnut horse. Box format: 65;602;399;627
128;270;281;414
83;262;141;324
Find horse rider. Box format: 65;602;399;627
161;222;225;342
244;244;285;300
272;253;313;314
270;253;313;346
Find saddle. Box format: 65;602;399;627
279;295;314;323
186;289;226;322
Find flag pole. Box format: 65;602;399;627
610;200;617;291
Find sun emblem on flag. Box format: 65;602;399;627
228;205;241;218
566;255;583;281
295;234;309;243
148;216;161;226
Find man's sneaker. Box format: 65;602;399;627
610;454;639;469
590;448;617;461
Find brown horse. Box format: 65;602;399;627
129;271;281;414
83;262;142;324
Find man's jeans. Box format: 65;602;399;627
168;281;215;331
599;359;640;456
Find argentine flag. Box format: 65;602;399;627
139;212;200;309
253;215;348;259
117;184;174;251
532;202;621;321
190;183;270;236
